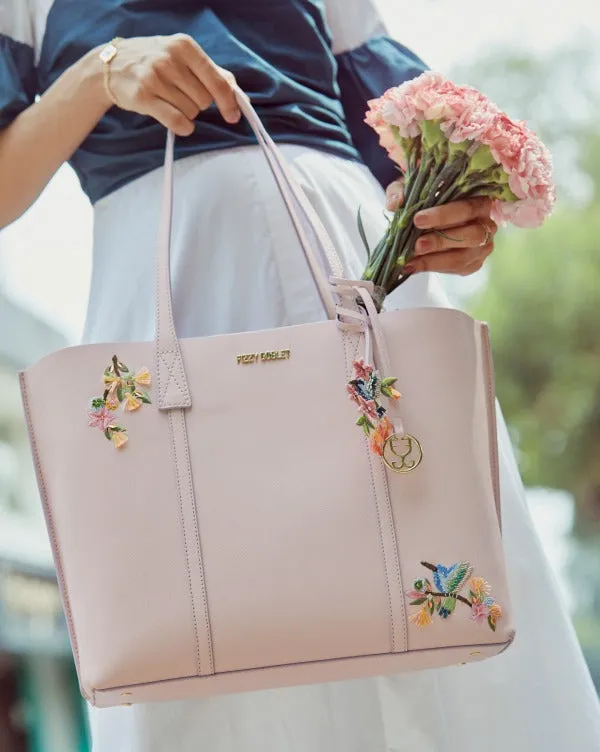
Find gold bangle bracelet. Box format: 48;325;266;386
99;37;123;108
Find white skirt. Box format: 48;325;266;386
84;144;600;751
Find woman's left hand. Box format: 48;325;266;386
385;178;498;276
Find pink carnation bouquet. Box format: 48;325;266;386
360;72;556;308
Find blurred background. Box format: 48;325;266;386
0;0;599;749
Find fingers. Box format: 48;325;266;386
150;70;203;123
154;55;214;113
385;179;405;211
414;220;497;256
405;243;493;276
171;35;240;123
414;196;493;230
146;97;196;137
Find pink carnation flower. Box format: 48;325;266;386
365;71;555;229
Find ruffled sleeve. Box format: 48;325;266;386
0;0;38;129
324;0;428;187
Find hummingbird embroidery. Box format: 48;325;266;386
407;561;503;631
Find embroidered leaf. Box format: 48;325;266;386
381;377;398;387
410;597;427;606
137;391;152;405
428;600;435;616
117;386;124;402
104;429;111;440
357;207;371;261
488;616;496;632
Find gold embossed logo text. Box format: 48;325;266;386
237;349;291;365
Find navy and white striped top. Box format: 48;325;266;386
0;0;426;203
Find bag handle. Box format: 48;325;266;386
155;87;346;410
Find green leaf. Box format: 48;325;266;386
357;207;371;261
356;415;366;426
104;429;111;440
117;387;124;402
381;377;397;387
138;391;152;404
410;597;427;606
111;425;125;432
488;616;497;632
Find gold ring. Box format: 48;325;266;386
477;221;493;247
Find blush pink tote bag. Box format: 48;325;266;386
20;90;514;708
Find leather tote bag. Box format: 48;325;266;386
20;90;514;708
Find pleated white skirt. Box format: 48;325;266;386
84;144;600;751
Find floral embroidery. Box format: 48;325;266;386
347;359;401;456
407;561;503;632
88;355;152;449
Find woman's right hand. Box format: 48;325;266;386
104;34;241;136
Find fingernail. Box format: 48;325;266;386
386;193;400;210
225;109;241;124
414;210;433;228
415;238;432;254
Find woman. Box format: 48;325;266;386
1;1;599;750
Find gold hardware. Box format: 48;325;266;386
121;691;133;706
470;651;481;656
382;433;423;473
237;349;291;365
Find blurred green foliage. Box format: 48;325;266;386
452;42;600;537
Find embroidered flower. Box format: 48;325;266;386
88;406;116;431
489;603;503;625
471;602;490;624
134;368;152;388
353;358;374;381
89;355;152;449
407;561;502;632
469;577;491;598
347;360;401;458
123;392;142;412
409;606;433;628
370;416;394;456
110;430;129;449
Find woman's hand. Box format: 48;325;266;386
105;34;241;136
385;178;498;276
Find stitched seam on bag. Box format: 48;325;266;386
20;374;84;679
481;325;502;531
365;314;408;653
343;331;396;654
96;637;515;697
180;408;215;675
168;410;202;675
158;349;191;407
377;441;408;653
155;180;191;408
